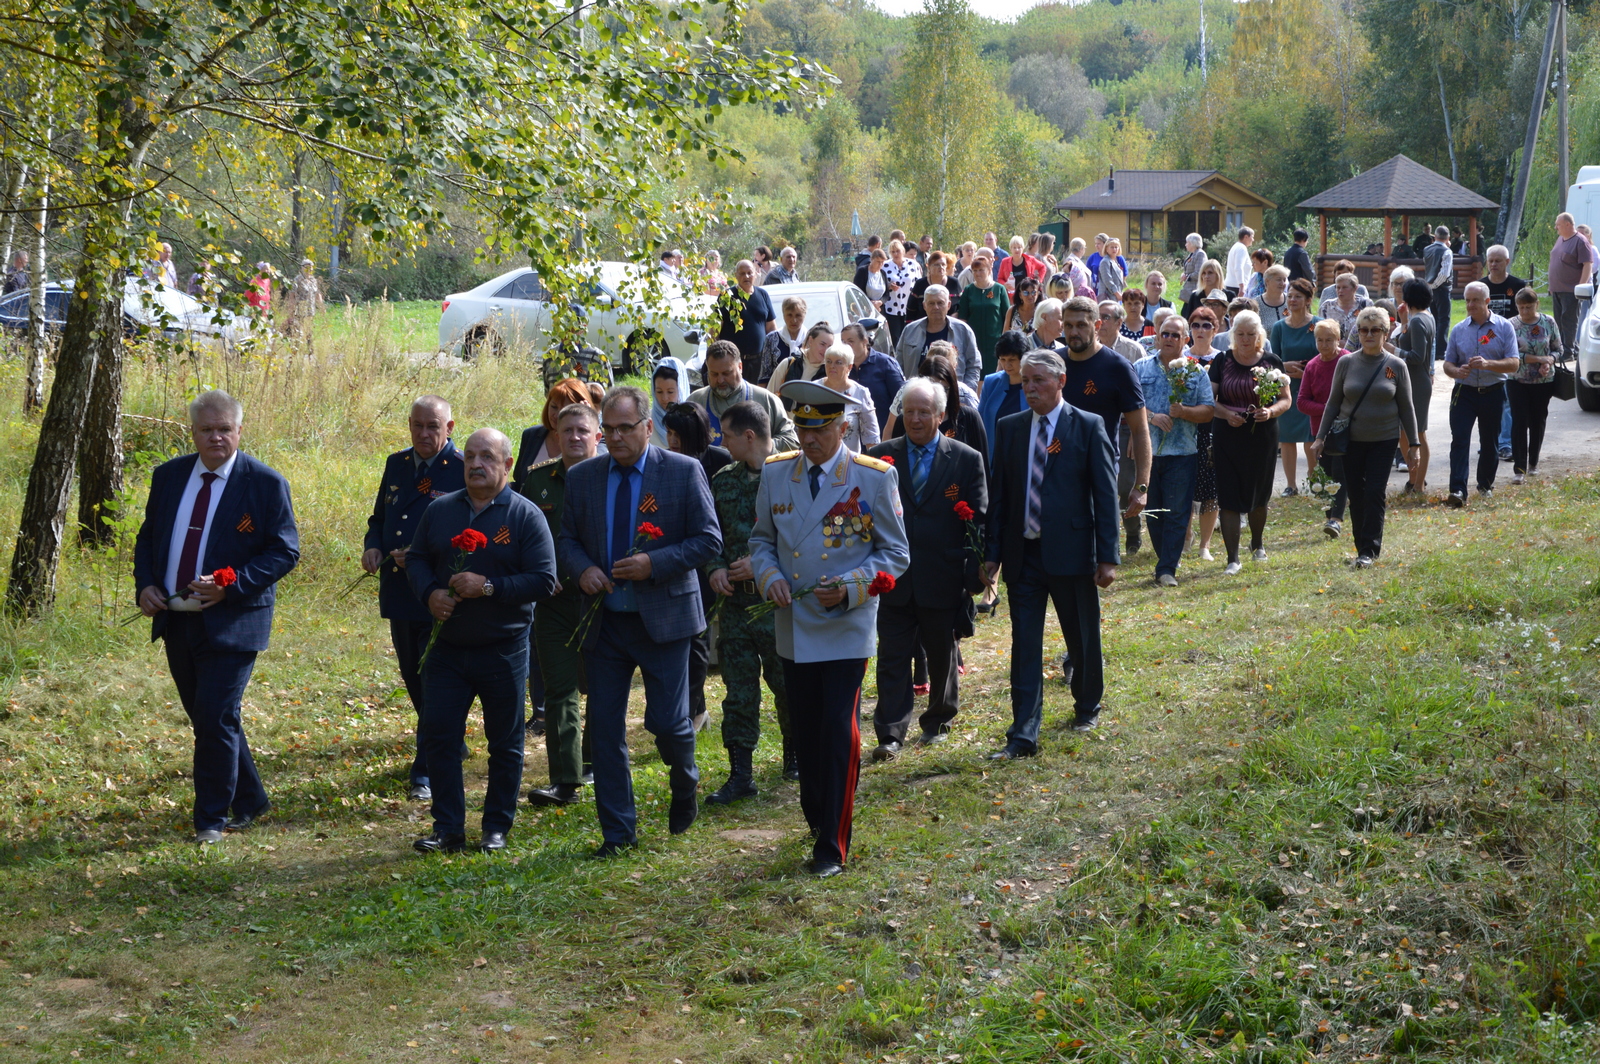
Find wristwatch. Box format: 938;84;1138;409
482;580;495;597
1134;483;1148;494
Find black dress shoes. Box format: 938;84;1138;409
478;832;508;853
591;839;636;859
668;793;699;835
871;740;901;762
987;741;1036;761
224;802;270;832
782;743;801;781
581;764;595;785
806;859;845;878
413;832;465;854
194;829;224;846
527;783;582;806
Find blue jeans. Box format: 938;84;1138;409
586;610;699;847
1144;453;1198;578
1497;391;1511;454
1448;383;1505;495
421;634;529;837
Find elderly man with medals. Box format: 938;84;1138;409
749;380;909;878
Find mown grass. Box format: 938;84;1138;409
0;336;1598;1063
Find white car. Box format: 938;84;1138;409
1573;282;1600;411
438;262;712;372
122;278;252;344
682;280;890;378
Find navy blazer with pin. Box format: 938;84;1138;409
866;434;988;607
133;451;300;652
557;444;721;649
986;403;1120;577
362;440;464;622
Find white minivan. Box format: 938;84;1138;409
1567;165;1600;410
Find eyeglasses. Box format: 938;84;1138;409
1159;331;1184;339
1192;321;1216;329
1356;326;1387;335
600;418;645;436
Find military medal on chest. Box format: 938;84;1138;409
822;487;873;547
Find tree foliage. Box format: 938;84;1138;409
1006;53;1105;139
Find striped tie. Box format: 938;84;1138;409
1025;416;1048;536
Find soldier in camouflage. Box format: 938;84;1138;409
704;401;793;803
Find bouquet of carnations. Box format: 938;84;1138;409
417;529;488;669
747;569;895;619
1249;365;1292;431
568;522;665;647
1159;354;1204;454
954;500;983;556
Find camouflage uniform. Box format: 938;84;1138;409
521;458;587;786
707;460;790;752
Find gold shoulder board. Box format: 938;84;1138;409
852;453;892;473
766;450;801;464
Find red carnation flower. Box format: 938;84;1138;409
881;455;894;465
637;522;665;540
451;528;488;552
867;571;896;597
953;501;975;522
212;566;237;588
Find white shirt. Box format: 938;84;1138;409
164;451;238;595
1023;399;1065;540
1224;242;1251;288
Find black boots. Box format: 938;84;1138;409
706;747;758;805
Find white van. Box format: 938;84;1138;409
1569;166;1600;410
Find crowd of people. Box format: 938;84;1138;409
129;210;1590;879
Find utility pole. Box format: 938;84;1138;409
1557;0;1569;211
1503;0;1562;262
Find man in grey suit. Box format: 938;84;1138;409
558;386;722;857
751;380;910;877
983;349;1120;760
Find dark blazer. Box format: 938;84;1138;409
985;404;1119;577
866;435;987;607
1284;243;1315;284
557;445;722;647
133;452;300;652
362;441;464;622
512;425;552;492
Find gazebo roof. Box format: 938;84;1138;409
1297;155;1498;214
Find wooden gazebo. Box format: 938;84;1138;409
1296;155;1499;297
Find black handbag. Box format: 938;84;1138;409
1322;360;1385;457
1554;355;1578;402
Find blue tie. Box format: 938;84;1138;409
808;463;823;499
611;464;635;567
911;443;930;500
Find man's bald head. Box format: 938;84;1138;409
462;428;514;498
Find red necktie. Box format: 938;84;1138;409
174;472;218;592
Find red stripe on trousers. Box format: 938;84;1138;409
837;682;862;863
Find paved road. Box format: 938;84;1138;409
1271;370;1600;495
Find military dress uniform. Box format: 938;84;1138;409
750;381;910;875
706;460;791;778
362;441;464;795
520;458;590;796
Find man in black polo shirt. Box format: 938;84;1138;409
407;428;558;854
717;259;777;384
1283;229;1314;285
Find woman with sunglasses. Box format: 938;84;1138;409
1309;307;1420;568
1186;307;1224;560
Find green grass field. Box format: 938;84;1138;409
0;337;1597;1063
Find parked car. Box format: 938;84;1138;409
0;278;251;344
438;262;711;374
1573;282;1600;411
681;280;891;380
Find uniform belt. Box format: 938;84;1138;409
735;579;758;596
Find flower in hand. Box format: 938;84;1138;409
213;566;237;588
451;528;489;552
868;571;896;596
953;501;975;521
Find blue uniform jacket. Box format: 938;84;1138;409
363;441;465;621
132;451;300;652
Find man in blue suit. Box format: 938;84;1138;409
558;385;721;857
983;350;1119;760
134;390;300;844
362;396;464;802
